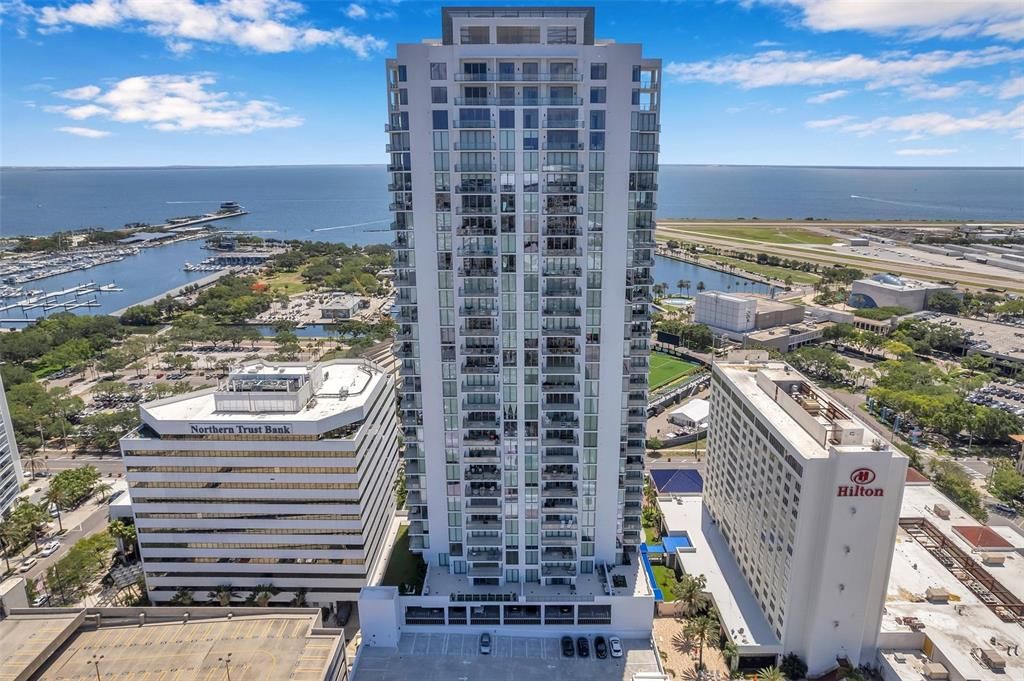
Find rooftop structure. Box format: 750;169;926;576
120;359;399;609
0;607;348;681
668;398;710;429
694;292;803;335
879;483;1024;681
701;360;907;675
649;468;703;495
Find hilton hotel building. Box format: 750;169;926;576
119;359;398;609
703;359;907;675
386;6;660;587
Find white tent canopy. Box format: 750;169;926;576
669;399;710;428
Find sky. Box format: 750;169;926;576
1;0;1023;167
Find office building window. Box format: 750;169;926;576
547;26;577;45
496;26;540;44
460;26;489;44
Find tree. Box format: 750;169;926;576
46;531;116;602
684;613;720;671
779;653;808;680
93;481;114;504
927;291;964;314
290;588;309;607
96;349;131;377
696;281;706;294
989;462;1024;507
48;466;101;509
4;500;49;551
211;585;239;606
109;519;138;557
930;459;987;521
44;487;69;533
671;573;708;617
169;588;195;606
250;584;278;607
757;667;785;681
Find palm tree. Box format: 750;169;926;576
93;481;114;504
676;279;687;297
290;588;309;607
211;585;238;607
109;519;138;557
684;614;720;672
670;573;709;618
43;487;67;533
757;667;785;681
682;280;691;297
21;450;43;478
696;281;706;294
169;588;195;606
250;584;277;607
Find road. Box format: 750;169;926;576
33;453;126;477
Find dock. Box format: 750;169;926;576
0;282;114;314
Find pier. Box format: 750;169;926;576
0;281;122;316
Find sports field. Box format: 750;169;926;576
649;352;700;390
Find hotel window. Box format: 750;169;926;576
499;109;515;129
432;110;448;130
460;26;490;44
397;65;407;82
547;26;576;44
431;87;448;104
430;62;447;80
590;63;607;80
590;87;606;104
496;26;540;44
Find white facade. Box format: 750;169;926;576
694;291;757;333
0;375;23;518
668;398;710;429
119;359;399;609
848;274;956;312
702;361;907;675
387;6;659;590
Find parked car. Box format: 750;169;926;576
577;637;590;658
48;504;60;518
31;594;50;607
594;635;608;659
609;637;623;658
479;632;491;655
18;557;37;573
561;636;575;658
40;540;60;557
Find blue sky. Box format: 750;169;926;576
2;0;1023;167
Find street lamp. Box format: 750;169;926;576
89;654;104;681
218;652;233;681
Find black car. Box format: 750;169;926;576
561;636;575;658
594;636;608;659
577;636;590;658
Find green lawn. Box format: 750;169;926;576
262;270;311;296
651;565;682;601
710;255;821;285
649;352;700;391
379;525;426;595
644;525;659;545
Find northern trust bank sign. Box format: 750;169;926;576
189;424;293;435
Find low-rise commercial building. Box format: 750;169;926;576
119;359;399;610
848;274;958;312
743;322;828;353
668;398;710;430
322;294;369;320
694;292;803;335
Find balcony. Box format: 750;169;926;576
454;72;581;82
542;360;578;375
542;547;576;562
455;182;496;194
458;266;497;277
385;164;411;173
544;119;585;129
467;548;501;562
466;534;502;547
455;164;496;174
460;307;498;320
542;305;581;317
461;343;498;355
385;122;409;132
543;183;583;193
541;565;577;578
541;163;584;173
466;517;501;530
385;143;410;153
453;120;494;128
463;414;499;428
387;183;412;192
463;430;500;445
465;465;500;481
543;142;584;151
468;565;502;577
541;325;581;337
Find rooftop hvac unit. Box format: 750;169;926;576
980;649;1006;670
925;587;950;603
933;504;951;520
923;662;949;680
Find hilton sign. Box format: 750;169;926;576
837;468;884;497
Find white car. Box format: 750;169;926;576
18;557;37;573
608;636;623;658
31;594;50;607
40;541;60;557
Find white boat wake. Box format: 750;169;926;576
313;219;390;232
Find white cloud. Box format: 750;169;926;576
57;126;111;138
34;0;386;57
57;84;101;100
765;0;1024;42
894;148;958;156
805;115;856;128
999;76;1024;99
44;74;303;133
666;46;1024;90
345;3;367;20
807;89;848;103
754;39;782;47
807;104;1024;138
900;82;973;100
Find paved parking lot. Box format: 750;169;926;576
354;633;662;681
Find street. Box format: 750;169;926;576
31;452;126;477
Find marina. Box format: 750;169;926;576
0;281;123;317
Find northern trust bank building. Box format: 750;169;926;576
119;359;399;610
